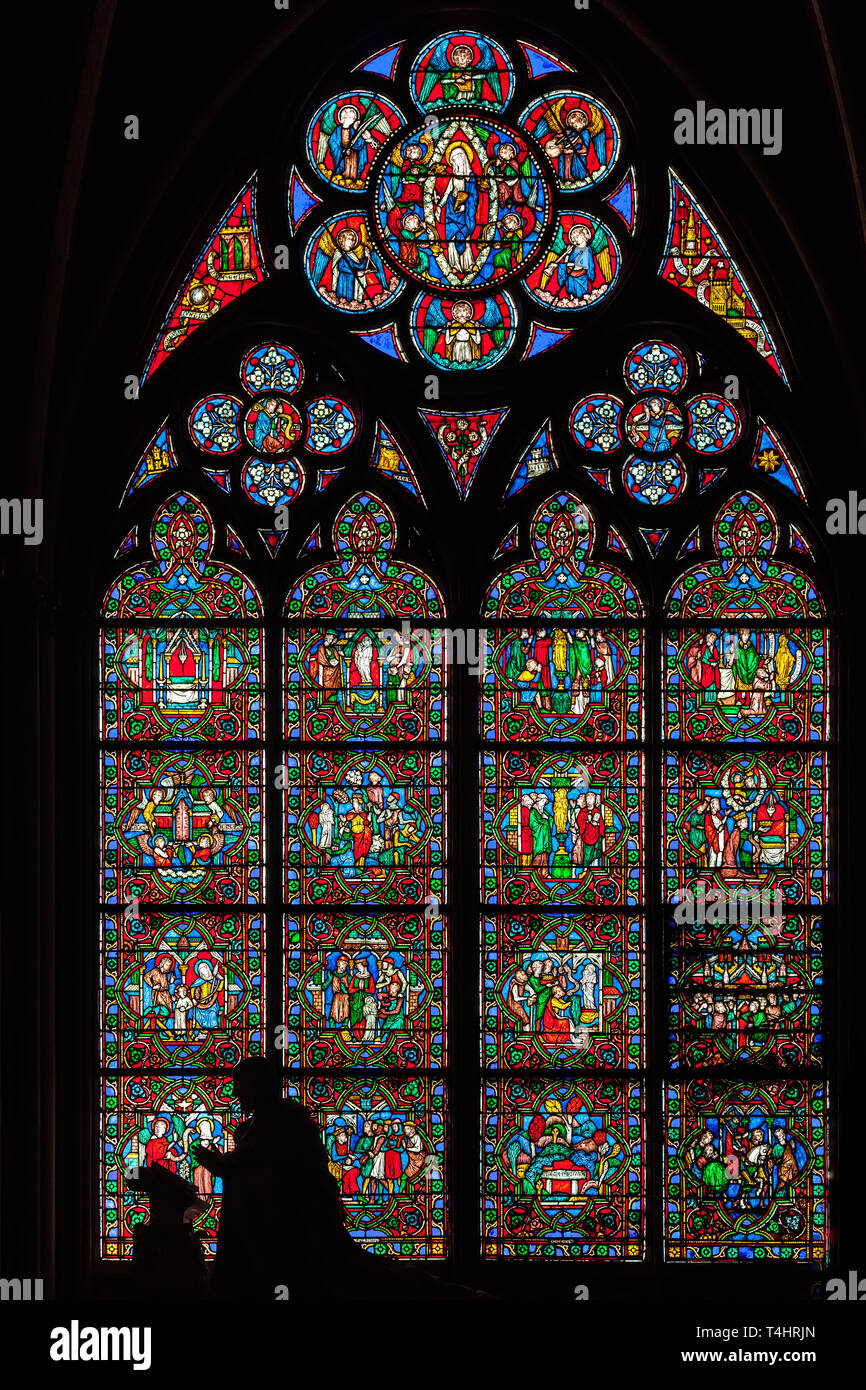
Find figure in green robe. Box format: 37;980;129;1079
573;629;593;685
687;798;708;851
492;212;525;272
354;1123;375;1177
505;637;526;680
529;796;553;871
750;998;769;1049
733;629;760;692
701;1148;730;1196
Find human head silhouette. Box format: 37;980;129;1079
231;1056;280;1113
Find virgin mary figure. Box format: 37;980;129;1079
435;144;479;275
190;959;222;1030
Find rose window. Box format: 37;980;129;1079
296;29;625;368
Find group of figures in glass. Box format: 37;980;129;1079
303;767;426;878
683;628;801;724
323;1113;429;1198
501;627;619;717
101;494;825;1261
119;772;245;886
506;951;604;1049
305;628;426;716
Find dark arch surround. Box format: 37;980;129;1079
8;0;863;1300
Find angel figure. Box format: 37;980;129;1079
534;97;609;186
421;297;506;367
380;132;434;214
314;99;394;188
535;222;613;307
484;138;535;209
417;36;503;109
310;222;394;311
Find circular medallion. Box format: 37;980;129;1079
524;212;620;311
624;396;683;453
686;395;742;454
409;291;516;370
519;89;620;191
188;395;243;454
242;457;304;508
569;395;623;452
623;340;687;394
623;453;685;506
240;343;304;396
242;395;303;454
305;211;405;313
374;117;551;291
304;396;358;454
306;92;405;191
409;31;514;114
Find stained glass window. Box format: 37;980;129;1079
301;30;625;368
281;492;448;1254
100;494;264;1257
662;492;828;1261
481;490;647;1256
99;19;831;1281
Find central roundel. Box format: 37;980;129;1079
373;116;552;291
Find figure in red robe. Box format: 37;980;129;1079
341;1159;361;1196
686;633;721;696
576;792;604;867
145;1119;178;1173
347;961;376;1038
541;986;573;1044
755;793;786;863
520;793;534;860
384;1123;405;1189
532;630;554;690
704;797;725;867
193;832;216;865
347;796;373;865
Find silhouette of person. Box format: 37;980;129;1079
191;1056;359;1298
191;1056;489;1299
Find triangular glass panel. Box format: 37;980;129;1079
121;422;176;503
419;408;508;499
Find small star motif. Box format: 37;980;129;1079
756;448;780;473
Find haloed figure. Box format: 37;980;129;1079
436;146;478;274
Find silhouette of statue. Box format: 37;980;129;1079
191;1056;488;1299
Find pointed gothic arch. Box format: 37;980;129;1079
10;0;856;1299
90;15;834;1276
